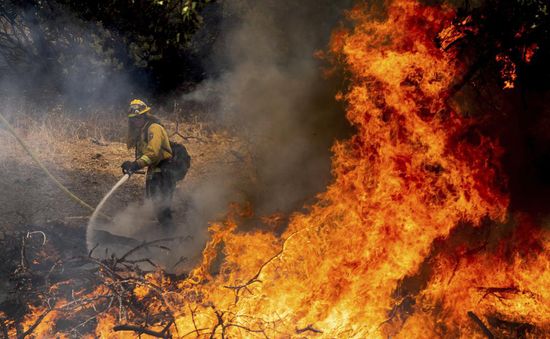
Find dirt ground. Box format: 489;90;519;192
0;113;256;308
0;115;250;234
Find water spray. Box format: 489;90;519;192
89;174;130;225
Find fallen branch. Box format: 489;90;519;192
118;235;192;263
476;286;531;304
170;121;207;142
113;323;171;338
224;228;313;303
487;316;535;338
468;311;494;339
209;308;226;339
68;313;100;336
225;323;266;336
296;324;323;334
55;294;113;312
181;327;210;338
3;236;185;339
88;243;100;257
189;305;201;337
206;306;267;338
1;318;9;339
17;309;51;339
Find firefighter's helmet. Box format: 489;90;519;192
127;99;151;118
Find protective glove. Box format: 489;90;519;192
121;161;140;175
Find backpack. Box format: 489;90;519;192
162;141;191;181
140;122;191;181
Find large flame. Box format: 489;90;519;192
79;0;547;337
10;0;550;337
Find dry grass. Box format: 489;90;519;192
0;108;250;230
9;111;124;143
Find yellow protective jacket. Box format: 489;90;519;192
135;122;172;172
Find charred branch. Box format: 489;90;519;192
118;237;176;262
1;318;9;339
188;305;201;337
476;286;535;304
113;321;174;339
468;311;494;339
17;308;51;339
181;327;210;338
0;228;192;337
224;229;306;303
487;316;536;338
296;324;323;334
209;308;227;339
207;307;266;338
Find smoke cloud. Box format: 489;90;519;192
87;0;357;272
0;2;140;112
184;0;354;217
0;0;366;274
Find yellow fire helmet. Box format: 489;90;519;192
127;99;151;117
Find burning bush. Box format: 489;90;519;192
1;0;549;338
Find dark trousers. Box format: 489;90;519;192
145;170;175;227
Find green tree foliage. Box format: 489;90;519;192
58;0;214;69
0;0;214;100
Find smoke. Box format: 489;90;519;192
147;0;550;274
0;2;143;235
86;0;358;273
87;171;238;273
0;1;138;111
183;0;355;217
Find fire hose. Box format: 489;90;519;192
0;112;111;220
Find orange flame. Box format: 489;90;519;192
15;1;550;337
135;0;515;336
93;1;548;337
496;54;518;89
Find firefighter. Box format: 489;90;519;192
121;99;175;228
